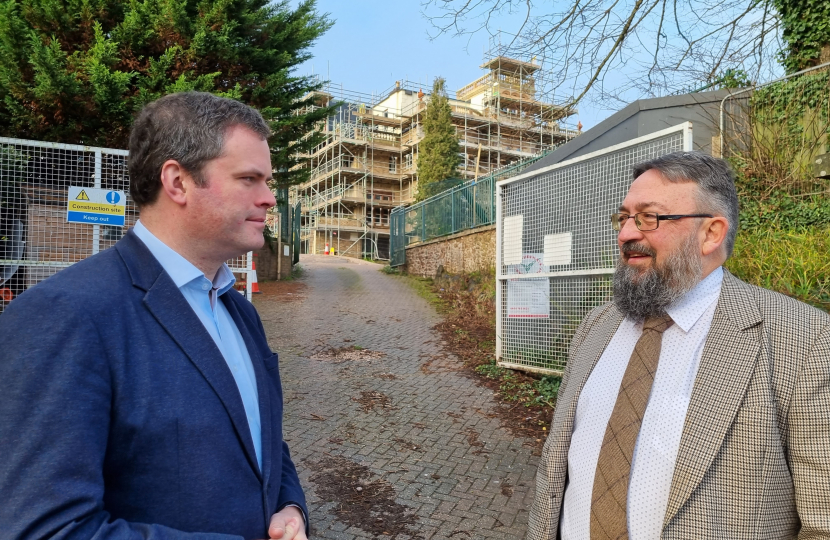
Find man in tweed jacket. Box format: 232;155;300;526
528;151;830;540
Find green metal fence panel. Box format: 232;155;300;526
424;189;454;239
390;207;406;266
277;187;289;242
388;151;549;266
292;201;301;265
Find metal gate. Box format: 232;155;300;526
389;206;406;267
495;123;693;375
0;136;254;314
292;200;301;265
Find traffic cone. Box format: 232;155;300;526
251;262;261;294
0;288;13;303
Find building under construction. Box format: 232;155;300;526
291;53;580;259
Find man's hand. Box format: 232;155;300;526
268;506;306;540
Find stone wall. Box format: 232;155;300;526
404;225;496;277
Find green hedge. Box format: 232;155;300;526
726;227;830;311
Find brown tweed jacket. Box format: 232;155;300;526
527;270;830;540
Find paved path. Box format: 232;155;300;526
254;255;539;540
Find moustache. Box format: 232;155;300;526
620;242;656;258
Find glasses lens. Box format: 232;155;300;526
610;213;625;231
636;212;659;231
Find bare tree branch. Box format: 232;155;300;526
421;0;783;107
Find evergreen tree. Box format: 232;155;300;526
416;77;459;201
0;0;335;186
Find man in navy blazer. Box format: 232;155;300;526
0;92;308;539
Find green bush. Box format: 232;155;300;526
497;372;561;408
726;227;830;311
474;362;506;379
724;69;829;313
739;193;830;231
475;360;561;408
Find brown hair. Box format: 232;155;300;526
128;92;270;207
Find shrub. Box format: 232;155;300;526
726;227;830;311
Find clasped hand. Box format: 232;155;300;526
263;506;306;540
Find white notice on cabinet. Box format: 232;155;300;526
507;279;549;318
544;232;572;266
503;215;523;265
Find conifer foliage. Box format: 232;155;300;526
0;0;335;186
416;77;459;201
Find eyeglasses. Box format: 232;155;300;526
610;212;714;231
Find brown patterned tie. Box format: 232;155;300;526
590;314;675;540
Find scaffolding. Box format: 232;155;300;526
291;48;580;260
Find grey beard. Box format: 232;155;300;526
612;233;703;320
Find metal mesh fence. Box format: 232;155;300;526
276;187;290;242
0;137;253;314
496;123;693;375
389;205;406;267
720;64;830;199
388;150;553;266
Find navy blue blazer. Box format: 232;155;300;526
0;231;307;539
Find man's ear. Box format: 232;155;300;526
158;160;191;207
701;216;729;257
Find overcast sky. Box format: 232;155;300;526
294;0;612;130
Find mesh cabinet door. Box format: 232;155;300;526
495;123;693;375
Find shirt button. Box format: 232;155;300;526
202;282;210;291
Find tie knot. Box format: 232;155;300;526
643;314;674;334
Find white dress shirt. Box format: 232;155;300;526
561;266;723;540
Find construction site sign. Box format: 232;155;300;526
67;186;126;226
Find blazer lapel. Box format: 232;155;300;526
663;270;762;525
222;294;273;488
559;306;625;420
116;232;263;481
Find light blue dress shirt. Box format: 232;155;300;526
132;221;262;470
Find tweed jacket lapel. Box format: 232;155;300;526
544;305;624;522
663;270;763;526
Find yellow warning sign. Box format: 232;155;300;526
67;201;125;215
67;186;127;226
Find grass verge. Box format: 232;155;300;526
386;271;446;313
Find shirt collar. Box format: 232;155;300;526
132;220;236;295
665;266;724;333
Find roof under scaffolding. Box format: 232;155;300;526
480;56;540;74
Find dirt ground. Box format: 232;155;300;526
428;272;554;453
